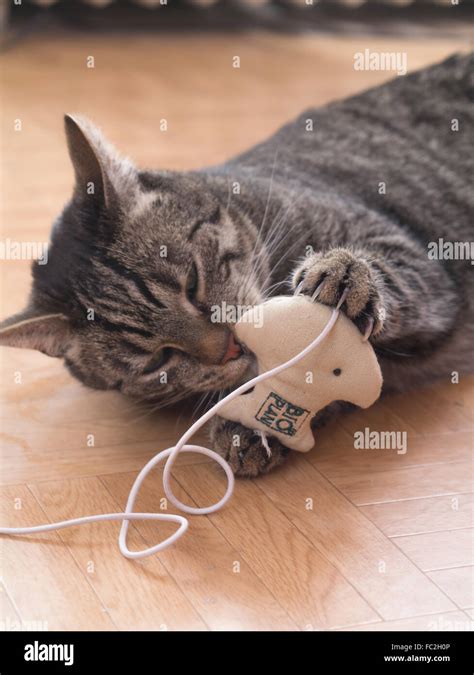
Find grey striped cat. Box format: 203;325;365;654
1;54;473;477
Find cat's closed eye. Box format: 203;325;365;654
143;347;173;375
185;262;199;304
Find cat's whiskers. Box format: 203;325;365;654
259;150;279;235
265;191;312;262
259;189;309;261
257;200;294;261
190;389;217;420
119;401;163;425
245;192;310;301
239;202;293;305
127;383;200;422
259;233;308;298
237;153;283;301
190;391;208;419
248;198;288;277
262;279;289;299
257;190;308;270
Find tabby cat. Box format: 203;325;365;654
1;54;473;476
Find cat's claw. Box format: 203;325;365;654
310;280;325;302
291;248;385;338
363;316;375;341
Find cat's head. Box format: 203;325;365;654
0;115;266;405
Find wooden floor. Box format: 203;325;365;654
1;29;473;631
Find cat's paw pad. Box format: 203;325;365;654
292;248;385;337
210;417;290;478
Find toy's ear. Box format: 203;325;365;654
0;309;72;358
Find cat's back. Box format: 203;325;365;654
227;54;473;243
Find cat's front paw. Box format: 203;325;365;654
209;416;291;478
291;248;385;337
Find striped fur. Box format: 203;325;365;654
1;54;473;476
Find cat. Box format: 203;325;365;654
1;54;473;477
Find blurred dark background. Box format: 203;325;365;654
2;0;474;41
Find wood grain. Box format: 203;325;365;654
0;485;114;630
0;582;21;630
360;494;474;537
101;469;298;630
330;461;472;505
29;477;207;631
257;456;456;620
393;529;474;572
172;463;380;629
1;29;472;631
311;428;472;480
341;611;473;632
427;567;474;609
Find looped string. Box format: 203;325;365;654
0;297;346;560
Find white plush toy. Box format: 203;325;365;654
219;295;383;452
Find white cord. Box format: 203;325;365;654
0;299;344;560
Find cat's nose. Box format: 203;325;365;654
220;332;242;365
185;322;240;366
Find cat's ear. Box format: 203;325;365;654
0;309;72;358
64;114;137;209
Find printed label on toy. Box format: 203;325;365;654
255;391;310;438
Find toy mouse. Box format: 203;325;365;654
219;295;383;452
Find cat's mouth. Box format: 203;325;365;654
220;331;243;365
219;332;256;388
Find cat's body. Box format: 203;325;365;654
207;53;474;390
1;54;473;476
